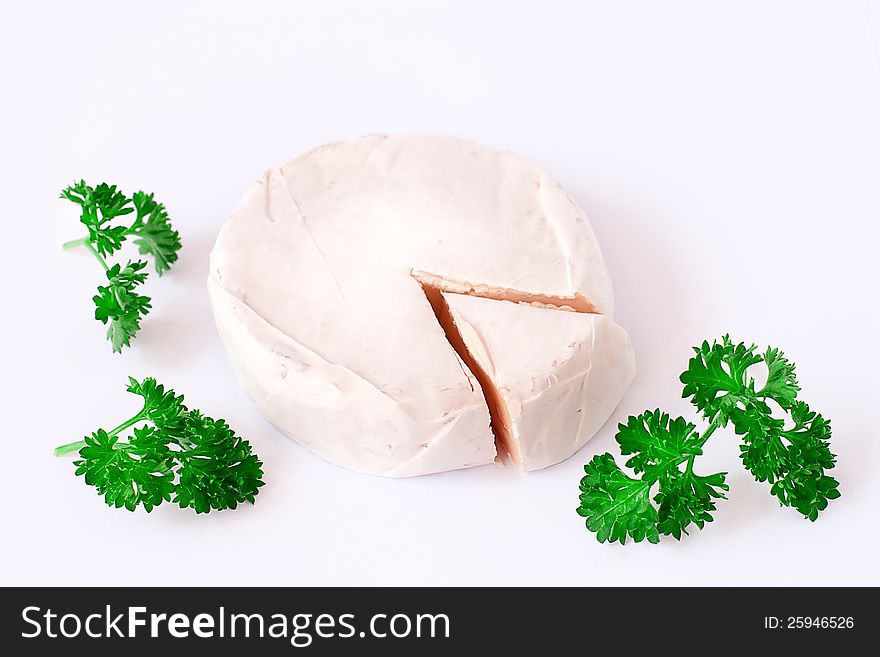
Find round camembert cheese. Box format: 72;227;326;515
209;134;635;477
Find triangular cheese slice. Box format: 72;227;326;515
442;291;636;471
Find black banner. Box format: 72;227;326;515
0;587;872;654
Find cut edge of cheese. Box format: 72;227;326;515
416;280;523;468
412;270;598;314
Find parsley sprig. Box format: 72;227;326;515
578;336;839;544
61;181;181;352
54;377;264;513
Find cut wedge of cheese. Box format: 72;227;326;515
442;291;636;471
208;133;635;476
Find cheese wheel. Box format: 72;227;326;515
208;134;635;476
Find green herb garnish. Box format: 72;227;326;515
578;336;839;544
54;377;264;513
61;181;181;352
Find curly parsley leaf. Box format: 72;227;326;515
174;410;265;513
578;454;658;544
617;410;703;475
59;378;265;514
681;337;839;522
758;347;800;409
92;260;152;353
61;181;133;257
655;470;728;540
130;191;182;275
125;375;187;431
578;411;727;544
61;181;181;352
74;428;174;512
733;398;839;521
580;336;838;544
680;336;761;425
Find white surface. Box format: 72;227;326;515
1;0;878;586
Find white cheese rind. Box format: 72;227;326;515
207;281;497;476
209;133;630;476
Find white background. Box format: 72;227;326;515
1;0;878;586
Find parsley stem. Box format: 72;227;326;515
696;417;721;448
62;237;88;250
63;236;110;272
83;241;110;272
679;418;722;477
63;237;127;310
106;411;146;438
53;441;86;456
53;411;145;457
